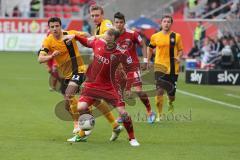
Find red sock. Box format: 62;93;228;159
52;71;59;88
138;92;151;114
122;115;135;140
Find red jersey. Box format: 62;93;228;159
76;36;130;106
86;38;129;85
116;29;143;71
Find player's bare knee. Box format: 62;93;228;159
156;88;164;95
77;102;89;112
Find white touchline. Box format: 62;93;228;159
177;89;240;110
226;93;240;100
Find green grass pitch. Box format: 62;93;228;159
0;52;239;160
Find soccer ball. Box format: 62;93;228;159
78;114;95;131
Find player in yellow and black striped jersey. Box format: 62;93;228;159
89;5;113;37
38;17;89;135
147;15;183;122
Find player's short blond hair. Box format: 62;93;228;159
89;5;104;15
106;28;120;41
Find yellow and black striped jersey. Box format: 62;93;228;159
149;31;183;75
94;19;113;36
40;30;86;79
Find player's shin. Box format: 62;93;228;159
155;95;164;120
137;91;152;114
96;100;119;129
69;96;80;132
168;96;175;113
121;112;135;140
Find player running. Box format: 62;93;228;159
147;15;183;122
66;28;140;147
113;12;156;123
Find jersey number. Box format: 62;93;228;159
72;74;80;81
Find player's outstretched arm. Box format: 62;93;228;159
147;47;154;69
141;40;148;70
63;34;92;48
38;50;60;63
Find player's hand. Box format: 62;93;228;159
52;50;60;58
141;63;147;71
174;57;181;64
63;35;75;44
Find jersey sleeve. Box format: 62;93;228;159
70;30;88;37
87;38;96;48
149;34;156;48
177;34;183;51
40;38;50;55
133;31;143;46
75;35;96;48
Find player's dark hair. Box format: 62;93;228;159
89;5;104;14
114;12;125;23
48;17;62;26
161;15;173;24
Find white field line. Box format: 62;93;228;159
226;93;240;100
177;89;240;110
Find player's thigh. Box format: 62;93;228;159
167;75;178;97
65;73;85;97
65;81;79;98
155;72;173;93
78;96;95;111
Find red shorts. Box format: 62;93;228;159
126;70;142;90
79;83;125;107
47;59;57;72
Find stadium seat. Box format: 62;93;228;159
63;12;72;18
55;5;63;12
55;12;63;18
63;5;72;12
44;5;54;12
79;0;87;4
70;0;80;5
72;5;80;12
44;11;54;18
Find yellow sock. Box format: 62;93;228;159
69;96;80;127
78;130;86;137
96;100;119;129
155;96;164;118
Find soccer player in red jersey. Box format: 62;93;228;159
113;12;156;123
66;28;140;146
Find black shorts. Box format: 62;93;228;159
60;73;85;94
155;71;178;96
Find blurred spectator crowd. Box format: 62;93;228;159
185;0;240;19
188;31;240;70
